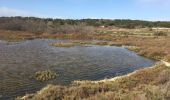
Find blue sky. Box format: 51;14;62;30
0;0;170;21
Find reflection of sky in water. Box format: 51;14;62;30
0;39;155;99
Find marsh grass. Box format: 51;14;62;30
51;41;109;48
35;70;58;81
51;42;77;48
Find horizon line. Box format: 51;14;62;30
1;16;170;22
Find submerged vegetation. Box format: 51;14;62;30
35;70;58;81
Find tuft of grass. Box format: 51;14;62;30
34;70;58;81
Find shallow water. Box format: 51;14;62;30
0;39;155;99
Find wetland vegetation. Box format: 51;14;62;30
51;41;109;48
34;70;58;82
0;17;170;100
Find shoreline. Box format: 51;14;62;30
18;60;170;100
75;60;169;84
1;38;168;85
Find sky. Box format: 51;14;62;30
0;0;170;21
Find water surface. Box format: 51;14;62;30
0;39;155;99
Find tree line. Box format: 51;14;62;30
0;17;170;34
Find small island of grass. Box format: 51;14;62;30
51;42;76;48
51;41;109;48
35;70;58;81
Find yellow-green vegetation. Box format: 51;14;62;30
51;42;77;48
93;41;108;45
35;70;58;81
51;41;109;48
17;64;170;100
72;41;108;46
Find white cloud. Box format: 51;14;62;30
0;7;31;16
0;7;63;18
0;7;49;17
